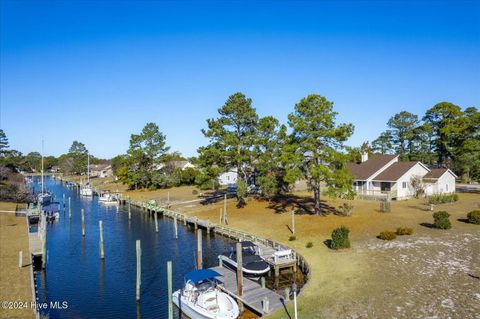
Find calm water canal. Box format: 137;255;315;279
34;177;235;319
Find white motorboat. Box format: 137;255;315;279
172;269;239;319
98;193;117;204
218;241;270;278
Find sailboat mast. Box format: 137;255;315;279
41;139;44;194
87;152;90;184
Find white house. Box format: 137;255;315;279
423;168;457;195
347;154;456;200
218;169;238;186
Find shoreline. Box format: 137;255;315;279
0;202;36;319
53;174;312;317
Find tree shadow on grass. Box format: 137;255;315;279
408;205;431;212
267;194;338;215
457;218;470;224
420;222;435;229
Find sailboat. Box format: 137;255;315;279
80;152;94;197
38;140;60;220
38;140;52;206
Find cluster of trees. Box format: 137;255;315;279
0;130;35;202
111;123;200;190
370;102;480;182
197;92;355;214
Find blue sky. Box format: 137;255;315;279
1;0;479;158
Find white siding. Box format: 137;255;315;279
437;172;456;194
395;163;430;200
218;171;238;186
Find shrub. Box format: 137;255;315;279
192;189;198;195
288;235;296;241
379;231;397;240
337;202;354;216
433;211;451;229
306;241;313;248
331;226;351;250
427;193;459;204
396;227;413;235
467;210;480;225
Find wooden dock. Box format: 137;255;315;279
211;266;286;315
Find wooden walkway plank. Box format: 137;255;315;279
211;266;287;315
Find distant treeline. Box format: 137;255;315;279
1;95;477;213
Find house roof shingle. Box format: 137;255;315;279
373;162;421;182
347;154;398;180
423;168;449;179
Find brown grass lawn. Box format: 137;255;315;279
183;193;480;319
57;175;480;318
0;206;34;319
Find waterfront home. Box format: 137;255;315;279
347;153;456;200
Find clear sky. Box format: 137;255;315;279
1;0;479;158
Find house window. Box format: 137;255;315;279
402;182;407;189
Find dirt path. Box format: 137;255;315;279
0;204;35;319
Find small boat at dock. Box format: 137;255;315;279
172;269;239;319
98;192;118;204
218;241;270;278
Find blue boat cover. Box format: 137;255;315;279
185;269;222;284
42;203;60;213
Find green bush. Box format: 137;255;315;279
288;235;297;241
427;193;459;204
306;241;313;248
331;226;351;250
467;210;480;225
192;189;199;195
396;227;413;235
433;211;452;229
379;231;397;240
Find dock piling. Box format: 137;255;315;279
68;197;71;219
99;220;104;259
291;210;295;235
284;287;290;301
154;213;159;233
262;297;270;313
236;242;244;312
167;260;173;319
81;208;85;237
136;240;141;301
223;194;228;225
174;217;178;239
128;198;131;220
197;229;203;270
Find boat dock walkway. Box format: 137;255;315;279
211;266;286;315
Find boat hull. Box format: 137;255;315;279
218;255;270;277
172;290;239;319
